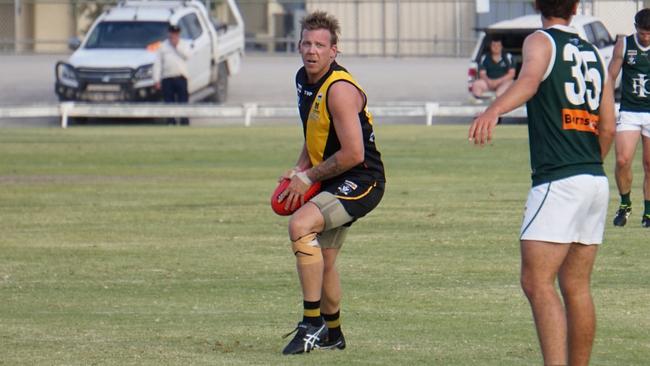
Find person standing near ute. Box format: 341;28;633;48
153;24;190;126
276;11;385;355
468;0;615;365
610;8;650;228
471;37;516;99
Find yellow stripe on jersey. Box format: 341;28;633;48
305;70;370;167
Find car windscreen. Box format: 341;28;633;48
85;21;168;49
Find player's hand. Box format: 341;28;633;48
278;175;311;212
468;109;499;146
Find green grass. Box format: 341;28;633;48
0;125;648;365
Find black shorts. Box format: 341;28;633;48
320;177;385;221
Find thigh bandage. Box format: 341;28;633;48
310;192;353;230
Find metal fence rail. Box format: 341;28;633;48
0;101;529;128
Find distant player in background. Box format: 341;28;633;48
468;0;616;365
610;8;650;228
276;11;385;355
471;37;516;99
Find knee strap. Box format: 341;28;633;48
291;233;322;265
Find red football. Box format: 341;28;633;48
271;178;321;216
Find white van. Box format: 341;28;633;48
468;15;616;99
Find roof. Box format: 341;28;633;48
101;0;203;22
102;7;174;22
487;14;602;30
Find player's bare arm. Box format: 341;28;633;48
305;81;365;182
598;76;617;159
607;36;625;82
468;32;551;145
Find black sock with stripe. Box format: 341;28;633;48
322;310;342;340
303;300;322;326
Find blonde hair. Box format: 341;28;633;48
300;11;340;45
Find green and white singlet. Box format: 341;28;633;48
526;25;607;186
620;34;650;112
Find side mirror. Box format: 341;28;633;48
68;37;81;51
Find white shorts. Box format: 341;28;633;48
617;111;650;138
520;174;609;245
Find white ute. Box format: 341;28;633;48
55;0;244;103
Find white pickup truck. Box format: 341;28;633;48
55;0;244;103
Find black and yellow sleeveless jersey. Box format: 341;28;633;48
295;62;385;184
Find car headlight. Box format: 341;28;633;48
134;64;154;81
56;62;78;88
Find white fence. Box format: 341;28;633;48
0;101;528;128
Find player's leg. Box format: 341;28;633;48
319;226;349;350
558;243;598;366
321;247;341;313
312;191;354;350
288;202;326;306
641;133;650;226
614;130;641;226
471;79;488;98
520;240;571;365
282;203;327;355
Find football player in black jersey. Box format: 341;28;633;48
277;11;385;355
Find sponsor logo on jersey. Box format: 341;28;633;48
569;37;580;46
627;50;637;65
632;73;650;98
562;108;599;134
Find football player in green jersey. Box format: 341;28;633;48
610;8;650;228
469;1;616;365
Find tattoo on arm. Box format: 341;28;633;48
307;154;347;182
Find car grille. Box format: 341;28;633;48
76;68;133;83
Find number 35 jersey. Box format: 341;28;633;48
526;25;607;187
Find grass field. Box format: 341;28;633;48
1;125;649;365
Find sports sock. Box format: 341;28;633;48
303;300;322;326
322;310;342;340
621;192;632;207
644;200;650;216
